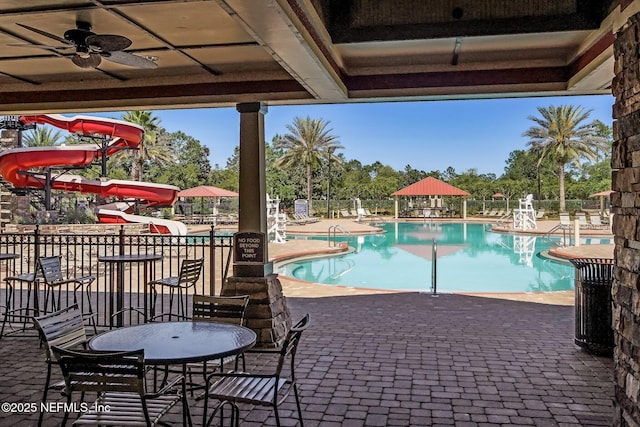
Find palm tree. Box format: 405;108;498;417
22;127;63;147
121;111;173;181
523;105;608;212
274;116;343;212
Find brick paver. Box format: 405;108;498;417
0;292;612;426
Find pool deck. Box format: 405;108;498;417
1;217;616;426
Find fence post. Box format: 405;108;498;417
34;224;40;260
118;225;125;255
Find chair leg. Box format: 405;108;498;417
38;364;52;427
75;284;97;335
293;382;304;427
150;285;158;320
0;281;14;339
274;402;281;427
168;288;175;320
178;288;185;319
85;285;97;334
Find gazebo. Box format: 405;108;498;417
590;190;614;216
392;177;471;219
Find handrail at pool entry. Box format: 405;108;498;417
431;238;438;296
328;224;351;247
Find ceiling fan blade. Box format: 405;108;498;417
102;50;157;69
72;53;101;68
86;34;132;52
17;23;71;45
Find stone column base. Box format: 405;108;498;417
222;274;291;348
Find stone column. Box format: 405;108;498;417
222;102;291;347
612;13;640;426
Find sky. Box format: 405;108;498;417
94;94;615;177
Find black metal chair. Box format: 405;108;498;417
156;294;250;394
38;256;97;334
52;346;183;427
191;294;250;374
32;304;88;427
1;255;96;338
202;313;310;427
148;258;204;321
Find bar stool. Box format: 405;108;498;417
148;258;204;321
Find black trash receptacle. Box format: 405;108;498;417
569;258;614;357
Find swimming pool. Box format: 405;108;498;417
277;222;609;293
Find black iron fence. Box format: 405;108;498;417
0;224;234;329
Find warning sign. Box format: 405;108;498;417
233;232;266;264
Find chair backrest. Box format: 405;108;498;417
37;255;64;284
275;313;311;376
590;214;602;225
192;294;249;325
52;346;146;395
559;213;571;225
33;304;87;361
178;258;205;286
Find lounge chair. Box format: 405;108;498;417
535;208;545;219
559;213;572;229
589;214;608;230
340;209;352;218
287;214;306;225
575;212;590;229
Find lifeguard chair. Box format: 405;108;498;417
513;194;537;230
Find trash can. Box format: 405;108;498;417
569;258;614;357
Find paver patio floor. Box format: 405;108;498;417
0;291;612;426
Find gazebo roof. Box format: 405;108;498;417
392;177;470;197
590;190;614;197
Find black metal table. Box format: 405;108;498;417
89;321;257;426
98;253;162;327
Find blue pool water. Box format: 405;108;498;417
277;222;609;293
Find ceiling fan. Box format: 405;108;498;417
13;21;157;69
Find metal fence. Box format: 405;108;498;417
0;225;234;329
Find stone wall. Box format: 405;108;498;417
222;274;292;348
612;12;640;426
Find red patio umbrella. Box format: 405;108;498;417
177;185;239;198
177;185;239;215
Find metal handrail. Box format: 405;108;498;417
431;239;437;295
327;224;351;247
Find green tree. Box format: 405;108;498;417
274;116;343;211
523;105;608;211
151;131;211;189
22;127;63;147
121;111;174;181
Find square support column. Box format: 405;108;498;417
234;102;271;277
224;102;291;347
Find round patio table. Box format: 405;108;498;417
89;321;257;426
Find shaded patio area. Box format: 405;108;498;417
1;291;612;426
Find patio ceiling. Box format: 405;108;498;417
0;0;630;113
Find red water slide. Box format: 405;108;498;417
0;114;179;207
